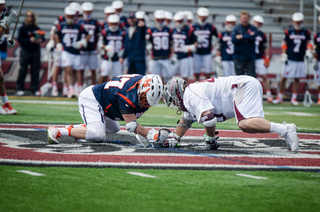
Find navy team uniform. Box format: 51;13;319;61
147;26;172;82
231;24;258;77
192;23;218;74
282;27;311;78
77;18;101;71
52;15;67;68
314;32;320;86
100;28;125;77
218;30;235;76
255;30;268;75
171;25;196;78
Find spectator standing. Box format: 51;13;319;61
16;10;45;96
231;11;257;77
120;12;146;75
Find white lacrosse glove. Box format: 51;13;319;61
88;30;94;36
214;55;222;66
280;53;288;64
305;49;313;62
105;45;114;58
182;44;196;53
46;39;55;51
3;34;15;48
313;58;319;71
163;132;181;148
170;53;178;64
146;43;152;51
55;43;63;53
72;39;87;49
0;10;17;29
203;133;219;150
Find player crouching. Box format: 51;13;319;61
47;74;170;148
161;75;300;153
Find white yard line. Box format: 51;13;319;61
235;173;267;180
16;170;45;176
127;172;156;178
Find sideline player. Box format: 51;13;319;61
77;2;101;94
55;6;92;98
313;15;320;106
101;6;115;30
171;11;197;84
0;9;17;114
99;14;125;83
47;74;165;147
162;76;300;153
112;0;127;29
216;15;237;77
164;11;172;26
147;10;172;83
273;12;313;105
252;15;273;103
193;7;218;81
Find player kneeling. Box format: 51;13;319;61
161;76;300;153
47;74;170;147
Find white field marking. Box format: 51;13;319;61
16;170;45;176
9;100;77;105
235;173;267;180
284;112;316;117
127;172;156;178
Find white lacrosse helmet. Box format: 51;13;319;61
184;11;193;20
225;14;237;22
108;14;120;32
104;6;115;14
64;6;76;16
163;76;187;113
197;7;209;17
135;11;146;20
0;0;5;4
164;11;173;20
69;2;81;13
252;15;264;24
112;0;123;9
292;12;304;21
173;11;185;21
82;2;94;11
154;10;165;19
137;75;163;107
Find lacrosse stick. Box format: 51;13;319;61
9;0;25;41
40;51;53;96
303;59;313;107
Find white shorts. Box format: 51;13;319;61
282;60;306;78
53;49;62;67
78;86;120;133
255;59;267;75
79;51;99;70
172;57;193;78
222;61;236;77
315;62;320;86
61;50;82;70
232;77;265;123
149;59;172;82
100;60;122;78
193;53;212;74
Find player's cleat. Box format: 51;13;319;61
267;95;273;103
291;98;299;106
318;99;320;105
16;90;25;96
272;97;282;104
52;87;58;97
2;102;17;114
0;106;6;114
47;127;61;144
67;91;77;99
62;88;68;97
280;122;299;153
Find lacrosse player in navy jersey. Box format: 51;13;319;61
147;10;173;83
112;1;128;29
273;12;313;106
313;15;320;105
55;6;93;98
193;7;218;81
164;11;173;27
216;15;237;77
99;14;125;83
47;74;167;148
101;6;115;31
252;15;273;103
171;11;197;84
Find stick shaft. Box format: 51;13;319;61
11;0;25;39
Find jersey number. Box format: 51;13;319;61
173;38;185;52
63;33;78;47
226;40;234;54
108;40;123;52
153;36;169;50
104;74;138;89
293;39;301;53
197;34;209;48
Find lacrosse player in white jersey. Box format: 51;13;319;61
162;75;300;153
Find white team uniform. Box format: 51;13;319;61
61;50;82;70
193;53;212;74
149;59;172;81
222;61;236;77
255;59;267;75
100;60;122;78
54;49;62;67
182;75;264;124
172;57;193;78
282;60;306;78
78;85;120;133
79;50;100;70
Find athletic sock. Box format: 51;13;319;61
0;93;8;104
57;128;71;136
266;90;271;96
278;92;283;99
292;92;297;100
270;122;286;134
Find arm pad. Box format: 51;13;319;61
126;120;139;133
201;112;217;127
177;115;193;130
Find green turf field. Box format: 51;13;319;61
0;165;319;212
1;99;320;132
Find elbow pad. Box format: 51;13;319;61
201;112;217;127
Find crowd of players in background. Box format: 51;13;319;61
1;0;320;115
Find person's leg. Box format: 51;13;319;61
245;59;256;78
88;53;99;85
16;49;30;93
30;51;41;95
203;54;212;79
234;59;245;76
134;60;146;75
193;53;201;82
238;117;271;133
98;59;110;84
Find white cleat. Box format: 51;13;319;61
0;106;7;114
2;102;17;115
47;127;61;144
52;87;58;97
272;97;282;104
291;98;299;106
280;122;299;153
